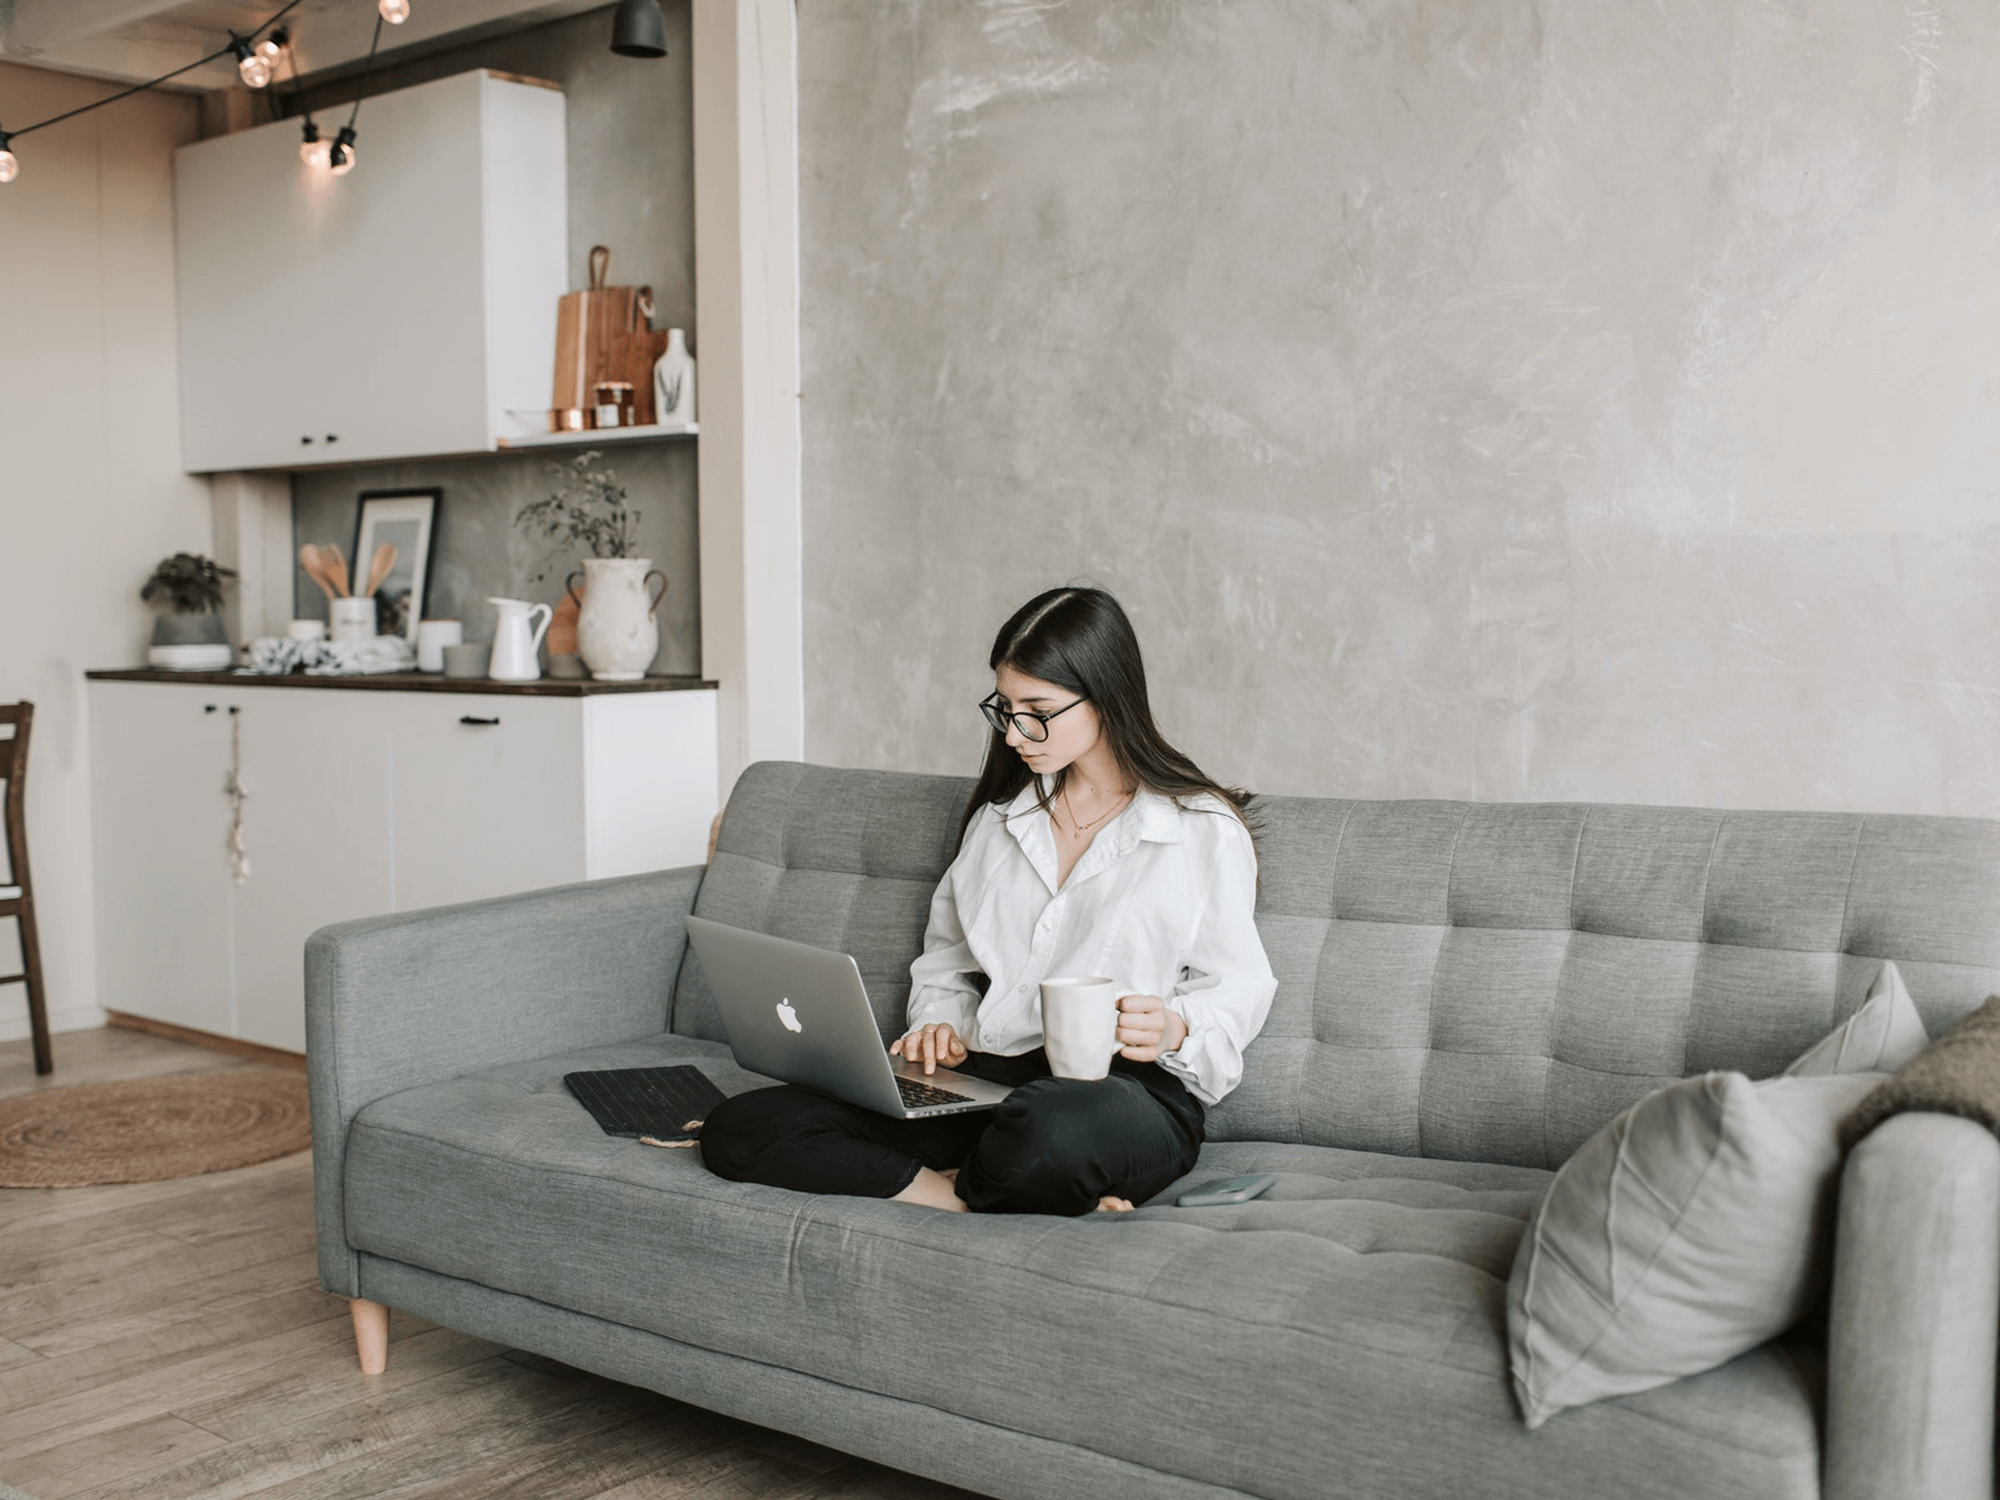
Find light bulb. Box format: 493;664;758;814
329;128;358;177
302;138;331;170
379;0;411;23
255;38;282;68
0;148;16;185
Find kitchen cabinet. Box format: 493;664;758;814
173;69;566;473
88;676;717;1053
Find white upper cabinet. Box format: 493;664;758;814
174;70;566;472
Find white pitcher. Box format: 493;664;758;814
571;558;665;681
487;597;552;683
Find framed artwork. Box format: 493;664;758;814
353;490;439;644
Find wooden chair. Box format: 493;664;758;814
1;704;51;1075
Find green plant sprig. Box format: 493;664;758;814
513;451;643;585
141;552;236;614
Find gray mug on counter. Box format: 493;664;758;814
440;642;491;680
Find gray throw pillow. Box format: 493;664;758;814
1782;959;1928;1077
1506;1068;1881;1428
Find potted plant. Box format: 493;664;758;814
513;452;664;681
142;553;237;667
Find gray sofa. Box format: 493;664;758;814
308;760;2000;1500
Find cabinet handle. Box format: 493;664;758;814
459;715;500;727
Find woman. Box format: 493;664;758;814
701;586;1276;1215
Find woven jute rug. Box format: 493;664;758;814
0;1071;311;1188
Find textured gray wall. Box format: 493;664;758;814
290;2;698;672
798;0;2000;814
293;441;699;670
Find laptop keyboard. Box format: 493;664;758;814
896;1075;977;1110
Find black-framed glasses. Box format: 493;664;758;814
979;693;1086;742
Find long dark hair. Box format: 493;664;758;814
956;586;1254;849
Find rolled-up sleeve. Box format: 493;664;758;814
904;855;983;1041
1160;817;1277;1106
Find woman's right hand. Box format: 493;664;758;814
891;1022;967;1075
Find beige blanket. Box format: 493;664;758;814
1842;993;2000;1150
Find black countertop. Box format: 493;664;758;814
86;669;717;697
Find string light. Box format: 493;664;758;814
0;0;397;186
255;29;289;76
231;34;274;89
328;125;359;176
299;119;329;169
321;14;387;180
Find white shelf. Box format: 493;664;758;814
497;422;699;451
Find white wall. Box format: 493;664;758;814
0;62;210;1045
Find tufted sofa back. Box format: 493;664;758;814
674;762;2000;1169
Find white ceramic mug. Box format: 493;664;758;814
286;618;327;642
327;597;375;644
416;618;463;673
1039;976;1121;1080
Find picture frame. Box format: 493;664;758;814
353;490;439;645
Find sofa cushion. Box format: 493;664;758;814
1222;800;2000;1167
685;766;2000;1173
342;1037;1823;1500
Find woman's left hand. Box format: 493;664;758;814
1115;994;1188;1062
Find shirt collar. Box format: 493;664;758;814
1000;779;1186;891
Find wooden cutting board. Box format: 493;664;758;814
603;329;674;425
552;245;649;410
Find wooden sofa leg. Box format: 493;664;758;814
349;1298;389;1374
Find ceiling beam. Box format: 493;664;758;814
9;0;196;51
280;0;607;83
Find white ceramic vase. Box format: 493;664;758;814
652;329;696;426
575;558;666;681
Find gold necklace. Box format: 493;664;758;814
1062;783;1131;835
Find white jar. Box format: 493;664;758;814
327;597;375;644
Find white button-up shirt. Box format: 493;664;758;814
905;781;1277;1106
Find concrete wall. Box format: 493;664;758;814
290;3;700;673
798;0;2000;816
0;63;210;1045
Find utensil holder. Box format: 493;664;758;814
328;597;375;644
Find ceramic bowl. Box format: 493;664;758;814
148;643;236;672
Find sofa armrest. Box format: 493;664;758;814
1825;1112;2000;1500
306;865;705;1297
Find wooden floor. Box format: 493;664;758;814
0;1027;982;1500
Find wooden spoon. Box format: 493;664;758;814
365;542;396;598
298;544;338;601
324;544;350;598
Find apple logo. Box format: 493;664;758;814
775;998;803;1034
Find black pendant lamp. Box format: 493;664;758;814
610;0;667;57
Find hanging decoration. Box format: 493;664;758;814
0;1;406;185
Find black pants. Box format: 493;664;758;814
700;1049;1204;1217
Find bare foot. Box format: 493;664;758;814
892;1166;968;1212
1095;1195;1135;1213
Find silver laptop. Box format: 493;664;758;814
684;915;1015;1119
